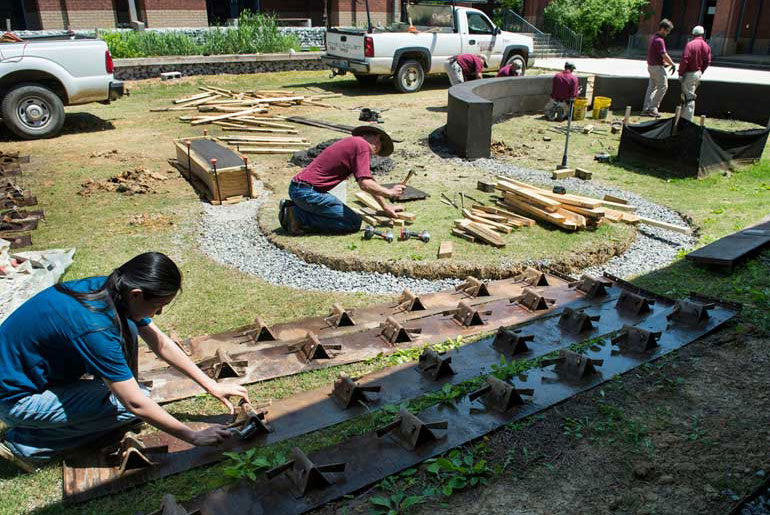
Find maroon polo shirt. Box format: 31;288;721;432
678;36;711;75
647;33;667;66
455;54;484;81
551;70;579;101
293;137;373;193
496;64;520;77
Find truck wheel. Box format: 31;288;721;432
354;74;379;85
1;84;65;140
504;54;527;76
393;60;424;93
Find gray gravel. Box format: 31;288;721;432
198;195;461;294
466;158;696;279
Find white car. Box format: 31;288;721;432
0;35;125;139
323;4;534;92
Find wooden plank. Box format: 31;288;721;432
219;136;308;143
355;191;415;222
637;216;692;234
495;177;602;209
501;197;577;231
560;204;606;220
231;118;296;129
437;241;453;259
480;204;537;227
451;228;476;242
237;147;300;154
477;179;497;193
462;209;512;233
575;167;593;180
191;106;267;126
174;92;214;104
600;200;637;212
464;221;506;247
602;209;625;222
498;182;561;212
603;194;628;205
551;169;574;179
620;212;640;224
223;127;299;134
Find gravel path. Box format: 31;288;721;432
198;163;695;293
198;197;461;294
468;159;696;279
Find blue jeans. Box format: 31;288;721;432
288;181;362;234
0;380;142;462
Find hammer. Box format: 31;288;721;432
400;169;415;187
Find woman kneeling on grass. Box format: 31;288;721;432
0;252;248;471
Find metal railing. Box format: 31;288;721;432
496;9;544;35
543;18;582;56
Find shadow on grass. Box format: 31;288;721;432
0;113;115;142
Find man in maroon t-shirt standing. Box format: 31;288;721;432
544;62;579;121
679;25;712;121
643;19;676;117
280;126;405;235
445;54;487;86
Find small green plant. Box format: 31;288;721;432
424;383;464;406
347;241;358;250
369;492;425;514
222;448;285;481
425;449;491;497
687;415;708;442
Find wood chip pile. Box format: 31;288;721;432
156;86;343;154
450;177;690;247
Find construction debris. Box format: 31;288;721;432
80;168;170;196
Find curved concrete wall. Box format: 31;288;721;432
593;75;770;126
446;75;588;159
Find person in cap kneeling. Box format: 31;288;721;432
496;60;522;78
544;61;579;121
279;126;405;235
445;54;487;86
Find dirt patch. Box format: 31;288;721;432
127;213;175;231
315;325;770;515
290;139;396;176
257;201;635;280
79;168;171;196
491;140;531;159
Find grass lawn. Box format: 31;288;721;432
0;68;768;515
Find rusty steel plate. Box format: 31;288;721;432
63;277;703;503
170;295;738;514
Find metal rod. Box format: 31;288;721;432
211;158;222;203
559;98;575;169
364;0;373;32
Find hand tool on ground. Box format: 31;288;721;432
227;399;272;440
440;192;458;209
462;193;484;205
400;169;415;186
358;108;384;123
363;225;394;243
400;228;430;243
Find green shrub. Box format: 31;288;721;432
544;0;648;49
101;11;299;58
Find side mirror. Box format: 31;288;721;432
495;26;501;35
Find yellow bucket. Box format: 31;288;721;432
573;97;588;121
592;96;612;119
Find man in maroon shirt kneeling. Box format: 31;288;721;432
496;60;521;78
445;54;487;86
544;62;579;121
279;126;405;235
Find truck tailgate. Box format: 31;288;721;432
325;30;365;60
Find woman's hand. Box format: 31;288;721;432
187;425;233;446
207;382;250;414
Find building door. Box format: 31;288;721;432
701;0;717;39
0;0;28;30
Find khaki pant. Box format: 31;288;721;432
680;71;702;121
643;65;668;113
444;59;464;86
544;99;569;121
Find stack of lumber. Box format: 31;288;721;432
451;205;535;247
218;135;311;155
492;177;690;234
353;191;416;227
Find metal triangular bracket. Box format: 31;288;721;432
288;332;342;362
417;348;455;380
331;373;382;409
570;275;610;299
324;303;356;328
380;316;421;345
104;433;168;474
146;493;201;515
492;329;534;355
468;376;534;412
514;267;550;286
512;287;556;312
396;288;426;312
229;399;273;439
615;291;654;316
666;300;713;326
455;276;491;298
453;301;487;327
540;350;603;380
376;408;448;450
197;348;249;380
265;447;346;497
558;307;600;334
611;325;661;353
244;315;278;343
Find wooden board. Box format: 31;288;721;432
686;218;770;267
437;241;453;259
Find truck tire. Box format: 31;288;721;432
354;74;379;85
393;59;424;93
504;54;527;76
1;84;66;140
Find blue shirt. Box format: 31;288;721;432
0;276;151;403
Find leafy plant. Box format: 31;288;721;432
424;383;464;406
425;449;491;496
369;492;425;514
543;0;648;49
222;448;285;481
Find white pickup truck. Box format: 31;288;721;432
323;4;534;92
0;35;125;139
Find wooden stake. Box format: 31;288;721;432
673;106;682;135
700;115;706;127
623;106;631;126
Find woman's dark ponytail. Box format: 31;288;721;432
55;252;182;373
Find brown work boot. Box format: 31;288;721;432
284;206;304;236
0;441;37;473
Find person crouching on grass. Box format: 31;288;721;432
279;126;405;235
0;252;248;472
